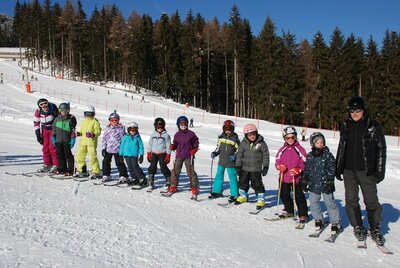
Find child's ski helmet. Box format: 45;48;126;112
37;98;49;108
243;123;257;134
154;117;166;129
309;132;326;147
127;122;139;132
108;112;120;121
59;102;70;112
84;105;95;117
176;116;188;126
223;120;235;131
282;126;297;138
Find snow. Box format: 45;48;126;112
0;58;399;267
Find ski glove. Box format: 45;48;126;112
164;154;171;164
169;144;176;151
335;172;343;181
375;172;385;184
261;166;268;176
147;152;152;162
236;167;242;177
229;154;236;161
277;164;287;173
211;151;219;159
190;148;198;156
51;136;56;147
35;129;43;145
76;131;82;137
70;138;76;148
289;167;302;176
102;149;107;157
324;181;335;194
138;155;143;164
85;132;95;138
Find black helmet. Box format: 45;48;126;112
154;117;166;129
309;132;326;148
37;98;49;108
59;102;70;112
347;96;365;111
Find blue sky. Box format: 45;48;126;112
2;0;399;45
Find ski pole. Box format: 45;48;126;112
275;171;283;216
210;157;214;193
292;175;298;220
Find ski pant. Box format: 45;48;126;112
102;152;128;177
148;153;171;183
212;165;239;197
42;128;58;166
280;182;308;217
125;156;146;181
172;158;198;190
76;144;101;174
55;142;74;173
343;169;382;229
238;171;265;194
309;192;340;225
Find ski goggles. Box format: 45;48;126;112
109;119;119;123
349;109;363;114
39;101;49;108
285;135;296;141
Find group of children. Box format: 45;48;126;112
208;122;341;234
35;98;341;231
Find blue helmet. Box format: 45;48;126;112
176;116;188;126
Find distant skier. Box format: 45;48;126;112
235;124;269;210
0;72;3;83
209;120;240;203
34;98;59;173
51;103;77;177
141;96;145;103
189;118;194;127
300;128;307;141
302;132;341;234
75;105;102;179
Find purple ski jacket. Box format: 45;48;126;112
102;124;125;154
171;129;199;160
275;141;307;184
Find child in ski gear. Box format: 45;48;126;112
168;116;199;198
101;112;128;182
120;122;146;185
209;120;240;202
235;124;269;209
76;105;102;178
34;98;59;172
51;103;77;176
275;126;308;222
335;96;386;245
147;117;172;190
302;132;341;233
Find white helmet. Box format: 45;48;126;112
127;122;139;132
282;126;297;138
84;105;95;116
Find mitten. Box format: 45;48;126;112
335;172;343;181
147;152;152;162
324;181;335;193
211;152;218;159
169;144;175;151
85;132;95;138
375;172;385;184
139;155;143;164
277;164;287;173
35;129;43;145
69;138;76;148
261;166;268;176
190;148;198;156
164;154;171;164
51;136;56;147
102;149;107;157
289;167;302;176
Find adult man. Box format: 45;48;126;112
335;96;387;246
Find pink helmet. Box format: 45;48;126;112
243;123;258;134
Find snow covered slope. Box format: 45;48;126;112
0;60;399;267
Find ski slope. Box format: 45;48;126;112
0;59;399;267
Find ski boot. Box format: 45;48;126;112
354;226;367;241
315;220;324;231
228;196;237;203
256;193;265;209
191;187;199;200
102;175;111;182
370;226;384;246
37;165;52;173
208;192;224;199
234;191;248;205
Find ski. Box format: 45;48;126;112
357;240;367;249
131;184;147;190
5;171;49;177
74;176;90;182
309;224;329;238
217;202;235;208
249;205;267;215
295;222;306;230
264;214;295;221
161;192;174;197
146;186;153;193
376;244;393;254
49;174;73;180
93;180;105;185
103;180;120;186
324;228;343;243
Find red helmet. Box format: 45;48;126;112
243;123;257;134
223;120;235;131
